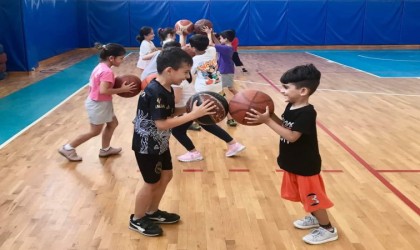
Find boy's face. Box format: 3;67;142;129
280;83;302;103
219;36;228;44
168;62;192;85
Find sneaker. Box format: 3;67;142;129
226;142;246;157
58;146;82;161
227;119;237;127
188;122;201;131
302;227;338;245
293;215;319;229
177;151;203;162
99;147;122;157
145;210;180;224
129;214;163;237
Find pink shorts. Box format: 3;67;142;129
281;171;334;213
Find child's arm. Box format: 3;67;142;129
155;100;215;130
173;106;186;116
175;28;187;47
246;107;302;142
203;27;219;46
99;81;137;95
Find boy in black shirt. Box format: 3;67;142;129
130;48;215;237
246;64;338;245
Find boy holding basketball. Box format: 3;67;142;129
246;64;338;245
130;47;215;236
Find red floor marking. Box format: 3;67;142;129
376;170;420;173
275;169;343;173
183;169;204;172
259;71;420;216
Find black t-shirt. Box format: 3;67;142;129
277;103;321;176
132;79;175;155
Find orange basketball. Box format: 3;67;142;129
113;75;142;98
142;73;157;90
175;19;194;35
194;19;213;35
228;89;275;126
186;91;228;125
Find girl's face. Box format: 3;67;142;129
109;55;124;67
145;30;155;41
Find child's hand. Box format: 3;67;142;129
245;106;271;124
201;26;213;35
121;81;137;93
175;26;186;36
190;100;216;119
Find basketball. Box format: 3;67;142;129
142;73;157;90
113;74;142;98
228;89;275;126
175;19;194;35
186;91;228;125
194;19;213;35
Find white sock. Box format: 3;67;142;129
64;144;74;150
102;146;110;151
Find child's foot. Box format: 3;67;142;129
177;151;203;162
129;214;163;237
227;119;237;127
242;68;248;72
293;215;319;229
302;227;338;245
58;146;82;161
99;147;122;157
145;210;181;224
226;142;246;157
188;122;201;131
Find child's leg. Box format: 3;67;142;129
134;182;159;218
172;120;196;151
312;209;332;227
68;123;103;148
101;116;118;148
149;170;173;212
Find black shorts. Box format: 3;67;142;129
232;52;243;67
134;149;173;184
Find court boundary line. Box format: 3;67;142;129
258;71;420;216
0;52;135;150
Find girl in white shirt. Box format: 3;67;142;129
136;26;159;74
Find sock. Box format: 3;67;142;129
133;215;141;220
102;146;110;151
64;144;74;151
146;210;157;215
320;223;334;232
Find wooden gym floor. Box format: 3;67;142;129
0;46;419;250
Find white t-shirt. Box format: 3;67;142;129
141;51;160;81
192;47;223;93
137;40;156;69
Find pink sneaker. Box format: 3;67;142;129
58;146;82;161
226;142;246;157
99;147;122;157
177;151;203;162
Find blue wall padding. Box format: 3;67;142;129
1;0;420;71
325;0;365;45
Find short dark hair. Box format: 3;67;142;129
189;34;209;52
156;47;193;74
94;42;126;60
220;30;235;42
280;64;321;95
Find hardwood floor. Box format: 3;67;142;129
0;47;419;250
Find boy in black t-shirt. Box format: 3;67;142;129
130;47;215;237
246;64;338;245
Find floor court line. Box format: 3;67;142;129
258;71;420;216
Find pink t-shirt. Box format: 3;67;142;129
88;62;115;101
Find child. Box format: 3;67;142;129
157;27;176;46
229;29;248;72
136;26;160;74
58;43;137;161
205;27;238;127
130;47;215;236
172;34;246;162
246;64;338;245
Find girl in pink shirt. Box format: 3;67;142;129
59;43;136;161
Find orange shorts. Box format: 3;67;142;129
281;171;334;213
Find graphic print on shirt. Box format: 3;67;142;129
196;59;221;85
281;116;294;144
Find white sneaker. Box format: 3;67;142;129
293;215;319;229
225;142;246;157
303;227;338;245
177;151;203;162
